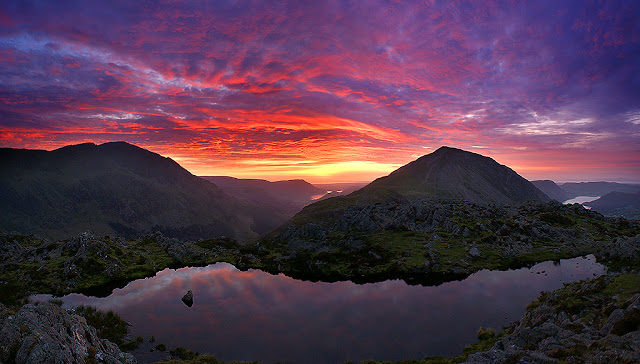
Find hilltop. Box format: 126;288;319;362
0;142;257;241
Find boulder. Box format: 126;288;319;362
0;302;135;364
182;290;194;307
468;246;481;258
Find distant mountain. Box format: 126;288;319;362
0;142;257;241
354;146;548;205
532;180;571;202
280;146;548;228
584;191;640;220
560;182;640;199
200;176;327;232
202;176;325;206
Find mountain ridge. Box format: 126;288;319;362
353;146;549;205
0;142;257;241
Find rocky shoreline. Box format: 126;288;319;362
463;273;640;363
0;301;135;364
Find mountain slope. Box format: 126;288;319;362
201;176;327;233
0;142;256;241
285;146;548;227
357;146;549;205
532;180;571;202
584;191;640;220
560;182;640;198
202;176;325;211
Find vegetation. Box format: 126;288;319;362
0;232;258;306
254;200;639;284
73;305;147;352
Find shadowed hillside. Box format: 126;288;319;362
584;191;640;220
532;180;571;202
284;146;549;227
359;146;549;205
0;142;257;241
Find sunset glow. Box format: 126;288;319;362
1;1;639;183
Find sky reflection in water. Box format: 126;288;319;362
34;256;605;363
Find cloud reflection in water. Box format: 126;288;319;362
34;256;605;363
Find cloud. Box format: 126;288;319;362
0;0;638;182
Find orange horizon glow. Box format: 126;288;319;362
1;1;638;184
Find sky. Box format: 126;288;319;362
0;0;639;184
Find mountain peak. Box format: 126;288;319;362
360;147;548;205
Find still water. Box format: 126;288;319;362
33;256;605;363
564;196;600;205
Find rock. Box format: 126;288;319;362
468;246;481;257
463;274;640;363
182;290;194;307
600;308;625;335
0;302;135;364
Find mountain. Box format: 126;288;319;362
281;146;548;227
202;176;325;210
0;142;257;241
584;191;640;220
560;182;640;199
532;180;571;202
201;176;327;232
356;146;549;205
257;146;637;284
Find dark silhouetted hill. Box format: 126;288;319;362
201;176;327;232
281;146;549;228
532;180;571;202
584;191;640;220
560;182;640;199
0;142;257;241
356;146;549;205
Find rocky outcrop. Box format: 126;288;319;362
0;302;135;364
182;290;194;307
464;274;640;363
604;234;640;260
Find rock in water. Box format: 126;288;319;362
0;302;135;364
182;290;194;307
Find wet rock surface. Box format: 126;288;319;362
0;302;135;364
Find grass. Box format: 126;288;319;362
75;305;130;347
0;233;253;306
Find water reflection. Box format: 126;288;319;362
563;195;600;204
33;256;605;363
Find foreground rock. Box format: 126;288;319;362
463;273;640;363
182;290;194;307
0;301;135;364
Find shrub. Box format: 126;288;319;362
477;327;495;340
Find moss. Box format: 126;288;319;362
169;347;198;360
476;327;495;340
602;274;640;304
48;298;63;306
120;336;144;351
